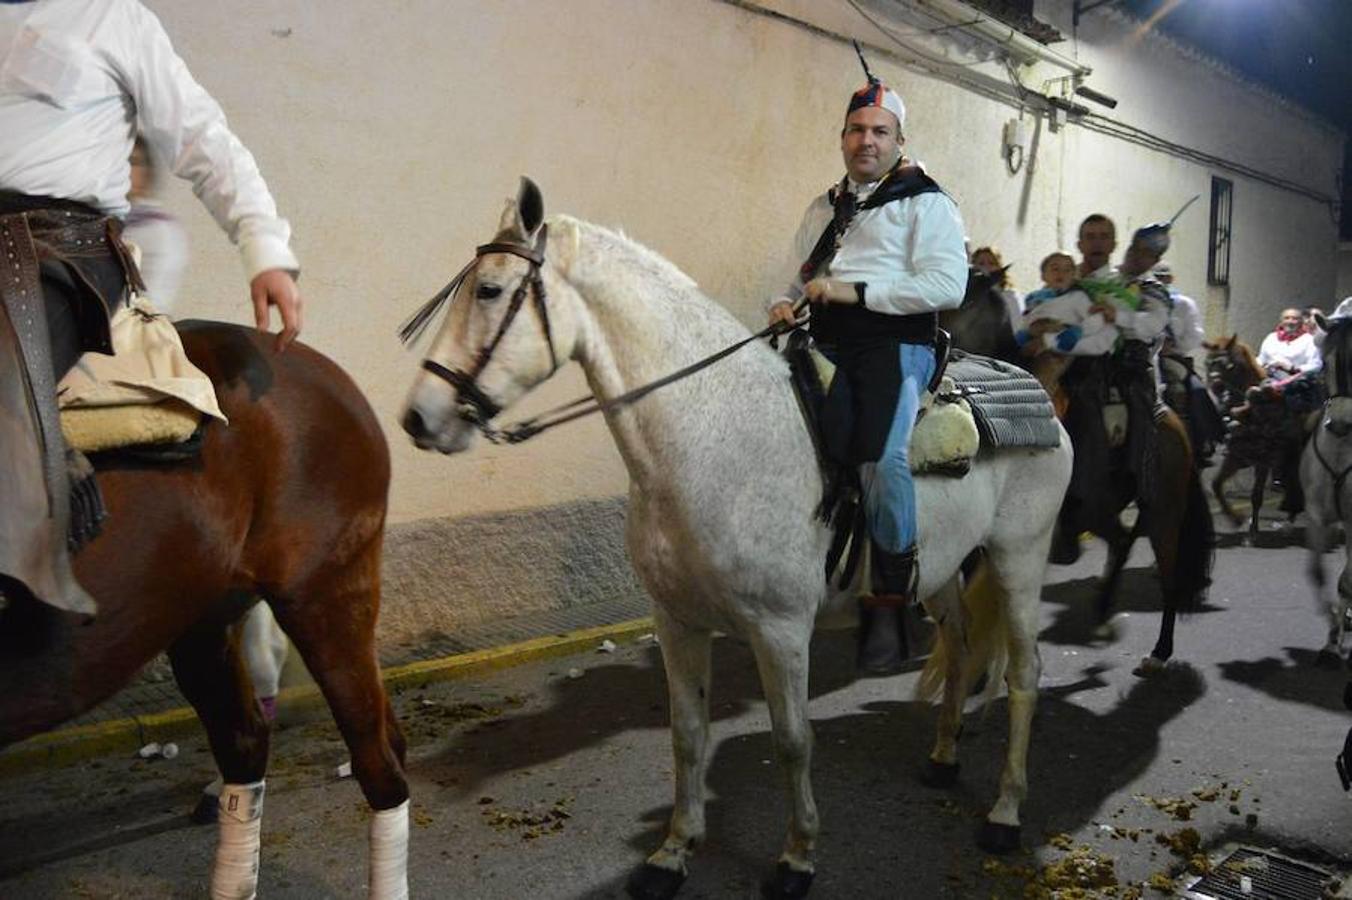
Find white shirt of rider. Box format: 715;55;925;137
1257;330;1320;374
776;172;969;317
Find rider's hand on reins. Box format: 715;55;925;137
768;298;808;334
251;269;303;353
803;277;860;305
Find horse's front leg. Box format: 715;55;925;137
1093;514;1135;631
627;607;713;900
1211;455;1245;527
749;622;819;898
1248;463;1269;541
1328;565;1352;667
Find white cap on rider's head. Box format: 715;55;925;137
1152;263;1172;278
847;80;906;130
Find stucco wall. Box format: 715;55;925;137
137;0;1343;633
1337;244;1352;306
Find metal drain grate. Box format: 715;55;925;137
1183;846;1339;900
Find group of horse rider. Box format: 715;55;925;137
0;2;1337;696
0;1;1208;681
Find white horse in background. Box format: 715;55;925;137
1302;312;1352;665
402;180;1072;899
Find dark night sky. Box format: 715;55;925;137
1117;0;1352;238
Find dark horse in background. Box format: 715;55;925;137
944;270;1213;673
1206;335;1316;541
0;323;409;896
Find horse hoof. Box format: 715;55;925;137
760;861;815;899
1092;614;1124;643
1132;655;1166;678
626;863;687;900
976;821;1021;854
1316;648;1344;670
919;759;960;788
189;792;217;825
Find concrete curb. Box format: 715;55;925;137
0;617;655;778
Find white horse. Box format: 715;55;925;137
1302;314;1352;665
401;180;1072;898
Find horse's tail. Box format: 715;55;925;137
1172;466;1215;611
917;556;1009;707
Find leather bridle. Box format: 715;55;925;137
400;224;800;445
412;225;558;430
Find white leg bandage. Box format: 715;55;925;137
212;780;265;900
369;799;410;900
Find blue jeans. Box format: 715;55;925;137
858;343;935;553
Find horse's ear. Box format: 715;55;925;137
517;176;544;237
1314;311;1329;332
498;177;546;242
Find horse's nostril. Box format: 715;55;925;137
402;407;429;440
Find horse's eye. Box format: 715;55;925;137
476;283;503;301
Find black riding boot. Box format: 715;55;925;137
858;545;917;676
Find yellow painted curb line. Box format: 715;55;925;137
0;616;655;778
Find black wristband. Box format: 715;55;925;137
854;282;867;307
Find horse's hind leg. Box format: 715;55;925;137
978;553;1042;854
168;617;272;899
271;558;409;900
628;606;713;900
920;577;967;787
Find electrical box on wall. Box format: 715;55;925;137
1003;117;1029;151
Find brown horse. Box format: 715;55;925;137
1071;397;1214;672
938;267;1021;363
943;304;1214;672
0;322;409;897
1206;335;1310;539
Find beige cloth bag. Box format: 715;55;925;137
58;297;226;423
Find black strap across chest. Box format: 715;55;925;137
798;167;942;283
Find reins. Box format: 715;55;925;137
401;229;802;445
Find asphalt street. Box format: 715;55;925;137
1;517;1349;899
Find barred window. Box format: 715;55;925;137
1208;176;1233;286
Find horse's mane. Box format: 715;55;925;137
549;214;763;350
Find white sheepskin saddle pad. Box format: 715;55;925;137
58;298;226;453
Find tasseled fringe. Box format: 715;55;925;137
66;450;106;551
397;261;473;346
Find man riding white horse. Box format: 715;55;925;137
767;66;967;674
0;0;302;619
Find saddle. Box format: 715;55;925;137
784;331;1059;587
